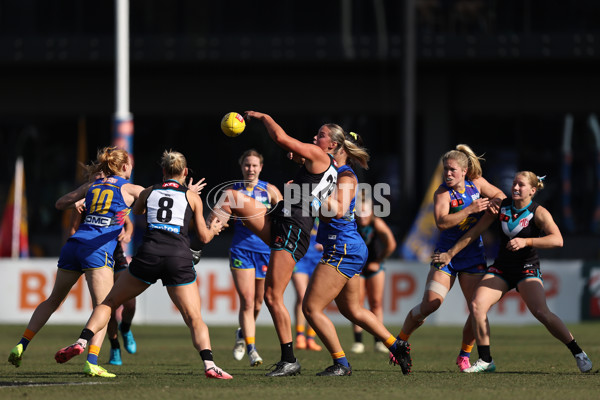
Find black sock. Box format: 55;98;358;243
199;349;213;361
566;339;583;356
80;329;95;342
477;345;492;363
354;331;363;343
280;342;295;363
120;322;132;333
109;338;120;349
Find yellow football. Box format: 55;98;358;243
221;112;246;137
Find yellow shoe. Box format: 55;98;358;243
295;335;307;350
8;344;24;368
306;338;322;351
84;361;116;378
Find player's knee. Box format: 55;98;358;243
263;289;280;309
530;307;551;324
410;304;428;322
469;300;487;320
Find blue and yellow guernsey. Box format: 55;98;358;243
231;180;271;254
70;175;130;254
316;165;363;247
434;179;485;262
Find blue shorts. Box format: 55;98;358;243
432;258;487;277
57;239;115;272
230;247;270;279
294;249;322;277
320;242;367;279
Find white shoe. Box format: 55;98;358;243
575;351;592;373
375;341;388;354
249;350;263;367
232;328;245;361
351;342;365;354
463;358;496;373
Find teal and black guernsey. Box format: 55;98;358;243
495;198;541;269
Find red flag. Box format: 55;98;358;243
0;157;29;258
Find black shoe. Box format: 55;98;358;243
316;363;352;376
190;249;202;265
390;340;412;375
265;360;301;377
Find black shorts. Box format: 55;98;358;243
113;244;129;273
270;219;311;262
487;262;542;291
129;250;196;287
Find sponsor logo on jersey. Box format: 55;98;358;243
519;218;529;228
488;266;502;274
84;215;111;227
106;177;118;184
148;223;181;234
500;214;510;222
450;199;464;208
328;234;337;240
163;182;179;188
261;265;268;273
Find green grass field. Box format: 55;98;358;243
1;323;598;400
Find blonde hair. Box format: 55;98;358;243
238;149;264;166
161;150;187;177
516;171;545;194
86;146;130;178
325;124;370;169
441;144;484;180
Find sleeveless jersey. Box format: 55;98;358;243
70;175;130;254
278;153;338;233
495;198;541;269
317;165;363;246
358;219;383;261
142;180;193;258
434;179;485;262
231;180;271;254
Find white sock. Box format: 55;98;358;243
203;360;216;371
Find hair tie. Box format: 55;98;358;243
537;175;546;182
349;131;358;141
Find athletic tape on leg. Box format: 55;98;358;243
426;280;449;299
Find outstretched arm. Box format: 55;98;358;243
432;211;496;266
55;182;92;210
245;111;330;173
189;191;223;244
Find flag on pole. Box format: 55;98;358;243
400;162;442;262
0;157;29;258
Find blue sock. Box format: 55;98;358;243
388;340;399;353
334;356;350;368
247;343;256;354
18;338;31;351
87;353;98;364
459;350;470;358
